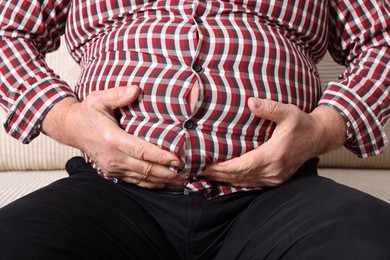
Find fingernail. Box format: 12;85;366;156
251;97;262;108
125;85;138;95
170;160;180;167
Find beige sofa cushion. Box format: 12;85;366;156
0;112;80;171
0;170;68;207
319;135;390;169
0;38;389;171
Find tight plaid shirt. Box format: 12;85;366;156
1;0;390;197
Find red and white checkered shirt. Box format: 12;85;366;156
1;0;390;197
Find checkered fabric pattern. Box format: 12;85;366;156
1;0;389;197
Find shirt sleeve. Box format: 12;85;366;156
319;0;390;157
0;0;75;143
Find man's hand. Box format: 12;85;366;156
200;97;347;188
42;86;185;189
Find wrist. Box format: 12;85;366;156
309;105;347;155
41;96;80;147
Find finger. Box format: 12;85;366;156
137;181;166;189
136;177;185;189
201;168;262;188
201;149;270;184
124;168;185;183
90;85;141;110
201;149;261;176
201;167;282;188
200;171;235;183
122;177;166;189
108;154;182;180
201;156;244;174
248;97;294;124
107;170;183;186
116;133;183;168
201;161;247;183
119;172;185;189
122;172;168;184
129;155;171;178
95;121;182;168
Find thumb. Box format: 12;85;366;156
95;85;141;110
248;97;291;124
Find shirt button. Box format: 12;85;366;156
193;63;203;73
184;120;196;129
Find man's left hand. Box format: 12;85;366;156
200;97;347;188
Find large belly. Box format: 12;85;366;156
73;13;322;174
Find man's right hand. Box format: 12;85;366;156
41;86;185;189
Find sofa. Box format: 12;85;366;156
1;38;390;208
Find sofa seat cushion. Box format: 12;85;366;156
0;171;67;208
319;169;390;204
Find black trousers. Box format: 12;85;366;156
1;157;390;260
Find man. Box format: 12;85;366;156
0;0;390;259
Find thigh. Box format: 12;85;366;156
217;170;390;259
0;172;179;260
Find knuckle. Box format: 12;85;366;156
124;171;136;178
124;177;140;185
140;173;149;180
145;176;155;183
261;100;280;117
100;157;118;172
288;106;301;121
141;162;153;177
101;132;117;149
268;101;279;115
134;144;147;161
109;88;123;107
125;170;149;182
85;91;101;104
